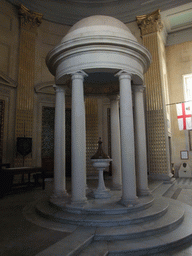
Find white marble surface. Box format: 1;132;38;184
24;178;192;256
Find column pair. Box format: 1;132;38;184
53;71;87;204
116;71;150;205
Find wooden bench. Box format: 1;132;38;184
0;166;44;197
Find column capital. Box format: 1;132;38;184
108;95;120;102
53;85;67;93
136;9;163;37
115;70;132;80
18;4;43;31
71;71;88;81
132;85;145;93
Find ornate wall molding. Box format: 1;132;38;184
35;81;71;95
0;71;17;88
18;4;43;31
136;9;163;36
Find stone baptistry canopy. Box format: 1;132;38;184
46;15;152;205
46;15;151;86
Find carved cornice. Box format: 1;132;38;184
18;4;43;30
136;9;163;36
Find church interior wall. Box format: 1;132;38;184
1;0;192;181
125;21;143;45
166;40;192;175
35;19;71;85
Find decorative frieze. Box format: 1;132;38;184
136;9;163;36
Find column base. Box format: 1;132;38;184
137;188;151;196
51;190;68;200
70;196;87;207
120;196;138;207
50;190;69;205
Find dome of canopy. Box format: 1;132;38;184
46;15;151;82
61;15;137;42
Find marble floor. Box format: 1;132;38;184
1;178;192;255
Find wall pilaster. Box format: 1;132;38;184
137;10;172;181
15;5;42;166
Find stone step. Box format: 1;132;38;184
34;197;192;256
79;199;192;256
152;182;175;198
35;226;95;256
106;213;192;256
36;197;169;227
94;203;184;240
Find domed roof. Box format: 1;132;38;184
61;15;137;42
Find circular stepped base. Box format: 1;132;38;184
50;191;154;215
36;193;170;227
25;183;192;256
36;198;169;227
94;203;184;240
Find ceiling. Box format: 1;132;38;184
7;0;192;31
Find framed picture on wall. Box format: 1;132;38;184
180;150;189;160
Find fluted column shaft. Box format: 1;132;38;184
133;85;150;196
53;85;67;197
71;71;87;204
110;95;122;189
118;71;138;204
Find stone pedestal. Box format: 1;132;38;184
91;159;111;199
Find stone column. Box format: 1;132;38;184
136;10;172;181
132;85;150;196
71;71;87;204
117;71;138;205
109;95;122;190
53;85;68;198
15;5;43;167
